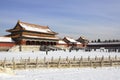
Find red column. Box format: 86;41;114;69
20;40;26;45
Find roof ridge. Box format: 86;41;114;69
15;20;57;34
18;20;48;29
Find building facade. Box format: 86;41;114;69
6;20;59;46
1;20;59;51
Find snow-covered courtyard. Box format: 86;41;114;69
0;50;120;60
0;50;120;80
0;67;120;80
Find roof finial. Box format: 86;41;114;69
18;20;20;23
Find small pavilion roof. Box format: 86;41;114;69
64;37;81;44
65;37;77;43
58;40;67;44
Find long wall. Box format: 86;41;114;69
0;42;15;51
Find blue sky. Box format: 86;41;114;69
0;0;120;40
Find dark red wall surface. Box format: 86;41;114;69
0;42;15;47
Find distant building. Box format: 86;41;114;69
63;37;82;48
76;36;89;47
87;42;120;52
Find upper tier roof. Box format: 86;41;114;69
7;20;57;34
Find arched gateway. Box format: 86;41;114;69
6;20;59;51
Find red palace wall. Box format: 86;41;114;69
0;42;15;47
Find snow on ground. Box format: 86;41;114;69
0;50;120;60
0;67;120;80
0;51;120;80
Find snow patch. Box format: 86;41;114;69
0;37;14;42
0;67;14;75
